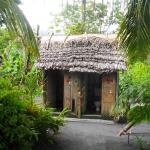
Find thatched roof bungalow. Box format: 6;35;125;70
37;35;126;118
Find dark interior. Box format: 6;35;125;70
86;73;101;114
55;71;64;111
48;70;64;111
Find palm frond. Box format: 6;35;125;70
128;104;150;124
0;0;39;56
118;104;150;135
118;0;150;61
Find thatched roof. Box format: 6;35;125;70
37;35;126;73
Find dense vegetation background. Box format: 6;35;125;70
0;0;150;149
0;28;67;150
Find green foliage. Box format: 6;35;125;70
24;66;42;105
118;0;150;61
120;62;150;104
0;78;37;150
0;0;38;56
128;104;150;124
110;0;124;25
0;29;66;149
0;29;13;53
0;77;66;150
51;1;107;34
0;29;25;83
1;51;43;104
0;43;25;85
65;22;86;35
28;105;68;145
50;0;125;34
62;3;81;25
85;2;107;33
14;0;21;4
113;62;150;121
0;29;42;101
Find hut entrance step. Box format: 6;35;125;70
81;114;102;119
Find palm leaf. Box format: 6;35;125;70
128;104;150;124
118;104;150;136
118;0;150;61
0;0;39;56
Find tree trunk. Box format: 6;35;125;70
93;0;95;10
82;0;86;22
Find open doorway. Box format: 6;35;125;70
47;70;64;111
85;73;102;114
55;71;64;111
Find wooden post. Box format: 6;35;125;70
77;91;81;118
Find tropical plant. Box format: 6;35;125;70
0;29;42;100
24;66;42;105
0;2;67;149
0;77;66;150
0;29;13;53
29;105;68;146
0;29;67;149
118;0;150;135
1;49;42;105
0;77;37;150
0;0;38;56
118;0;150;61
113;62;150;123
0;38;25;84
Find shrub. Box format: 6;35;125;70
112;62;150;121
0;78;37;150
0;77;66;150
28;105;67;146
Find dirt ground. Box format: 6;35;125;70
36;119;150;150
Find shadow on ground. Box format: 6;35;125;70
35;121;150;150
